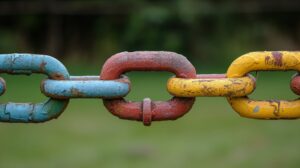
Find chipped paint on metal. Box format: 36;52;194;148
228;97;300;119
166;74;256;97
0;53;69;79
0;99;69;122
100;51;196;79
227;51;300;77
0;54;70;122
227;51;300;119
271;51;283;66
100;51;196;126
253;106;259;113
41;76;130;99
103;97;195;125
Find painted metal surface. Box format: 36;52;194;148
0;53;69;78
227;97;300;119
227;51;300;77
0;54;69;122
167;74;256;97
227;51;300;119
100;51;196;126
41;76;131;99
0;100;68;122
104;97;194;126
100;51;196;79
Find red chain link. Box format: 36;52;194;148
100;51;196;126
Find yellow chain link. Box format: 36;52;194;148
167;75;256;97
227;51;300;119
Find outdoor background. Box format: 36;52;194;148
0;0;300;167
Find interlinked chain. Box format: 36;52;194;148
0;51;299;126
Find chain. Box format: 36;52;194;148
0;51;299;126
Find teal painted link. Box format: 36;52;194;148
0;53;69;78
41;76;130;99
0;54;70;122
0;100;68;122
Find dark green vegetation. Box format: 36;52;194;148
0;0;299;68
0;65;299;168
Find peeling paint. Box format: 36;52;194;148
0;54;70;122
167;74;255;97
265;56;270;65
41;76;130;99
227;51;300;77
227;51;300;119
272;51;283;66
253;106;260;113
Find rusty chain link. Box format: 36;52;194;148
100;51;196;126
0;51;299;125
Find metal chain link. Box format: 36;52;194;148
0;51;299;126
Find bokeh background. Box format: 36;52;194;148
0;0;300;167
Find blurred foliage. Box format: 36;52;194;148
0;0;299;69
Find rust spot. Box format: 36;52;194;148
267;100;281;117
271;51;283;66
40;61;47;72
115;75;131;84
51;73;65;80
70;88;84;97
265;56;271;65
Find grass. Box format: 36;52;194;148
0;66;299;168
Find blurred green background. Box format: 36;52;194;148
0;0;300;168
